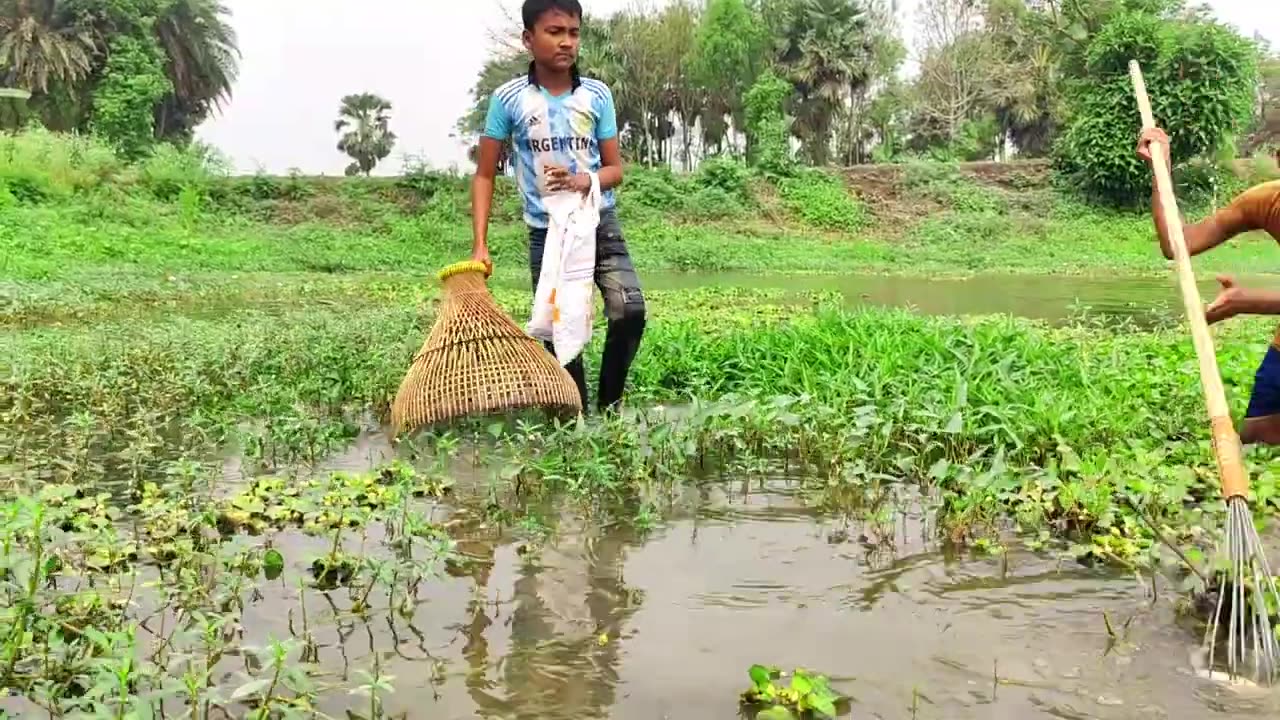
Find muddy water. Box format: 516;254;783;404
228;435;1280;719
636;272;1280;327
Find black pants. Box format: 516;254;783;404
528;209;646;414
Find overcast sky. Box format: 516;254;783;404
193;0;1280;176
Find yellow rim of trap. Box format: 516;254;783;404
437;260;491;283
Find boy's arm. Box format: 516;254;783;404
471;137;503;272
471;93;513;272
596;85;623;190
597;137;623;190
1206;275;1280;324
1141;127;1228;258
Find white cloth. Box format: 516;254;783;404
527;173;601;366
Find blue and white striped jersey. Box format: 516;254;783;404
483;70;619;229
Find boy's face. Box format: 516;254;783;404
523;9;580;72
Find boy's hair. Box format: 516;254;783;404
522;0;583;30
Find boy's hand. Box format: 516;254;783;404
1137;127;1171;167
1206;275;1246;324
471;245;492;276
545;164;591;194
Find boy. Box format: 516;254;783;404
470;0;646;415
1137;127;1280;444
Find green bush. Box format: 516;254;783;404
397;157;467;203
901;160;962;190
684;186;744;220
627;168;689;210
900;160;1005;213
0;128;122;197
694;155;751;200
89;36;172;160
744;69;792;175
778;170;867;232
136;142;227;200
946;183;1006;214
492;176;525;222
1054;12;1258;205
1246;151;1280;184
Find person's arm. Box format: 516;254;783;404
472;94;513;272
1137;128;1235;259
597;137;623;190
595;84;623;190
1206;275;1280;324
471;138;503;272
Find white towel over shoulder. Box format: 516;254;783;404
527;173;601;366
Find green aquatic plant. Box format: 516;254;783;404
0;454;462;716
740;664;847;719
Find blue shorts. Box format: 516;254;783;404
1246;345;1280;418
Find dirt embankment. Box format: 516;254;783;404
842;159;1052;204
837;159;1055;228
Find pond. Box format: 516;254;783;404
635;271;1280;327
204;433;1280;720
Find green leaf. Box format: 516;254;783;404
809;694;838;718
230;677;273;702
749;664;772;690
263;548;285;580
928;458;950;480
755;706;796;720
1059;445;1082;472
790;671;813;696
944;411;963;433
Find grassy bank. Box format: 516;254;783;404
4;130;1280;309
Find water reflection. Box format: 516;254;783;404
460;511;644;719
172;436;1280;718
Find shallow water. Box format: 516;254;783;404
635;271;1280;327
212;434;1280;720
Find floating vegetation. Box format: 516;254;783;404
740;664;849;719
0;459;458;717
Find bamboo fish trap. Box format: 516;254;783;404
389;260;583;433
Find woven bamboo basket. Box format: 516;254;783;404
389;260;583;433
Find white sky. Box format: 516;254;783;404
193;0;1280;176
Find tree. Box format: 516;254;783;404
152;0;240;142
772;0;874;165
335;93;396;176
0;0;94;94
983;0;1065;157
654;1;700;170
612;9;668;165
90;35;172;159
691;0;766;155
910;0;1001;157
458;51;526;173
2;0;240;143
744;68;792;173
1243;37;1280;154
1055;11;1258;204
839;0;904;164
865;75;908;161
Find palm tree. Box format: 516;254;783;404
0;0;95;94
153;0;240;140
774;0;873;165
335;93;397;176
